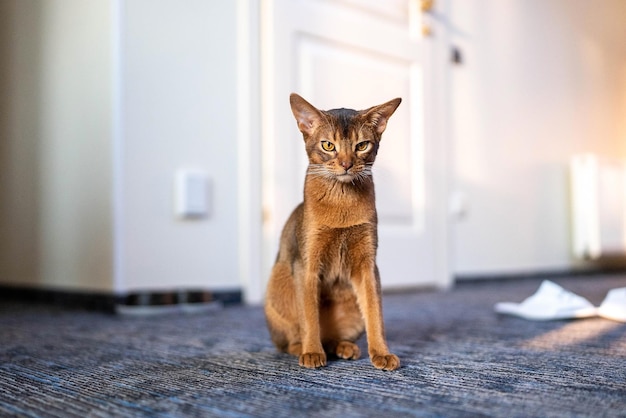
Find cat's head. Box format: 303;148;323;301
289;93;401;184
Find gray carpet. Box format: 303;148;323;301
1;275;626;417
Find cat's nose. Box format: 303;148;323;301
340;160;353;170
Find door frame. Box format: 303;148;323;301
421;0;453;291
236;0;452;304
236;0;264;304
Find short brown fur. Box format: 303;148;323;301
264;93;402;370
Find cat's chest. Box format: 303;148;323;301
309;202;373;228
304;185;376;228
312;224;377;281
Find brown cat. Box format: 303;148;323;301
264;93;402;370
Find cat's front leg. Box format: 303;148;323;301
298;267;327;368
353;265;400;371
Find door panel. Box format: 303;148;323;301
262;0;440;289
297;36;418;224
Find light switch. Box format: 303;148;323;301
449;190;468;220
175;169;210;218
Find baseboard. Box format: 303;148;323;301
455;266;626;282
0;286;242;314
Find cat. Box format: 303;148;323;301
264;93;402;370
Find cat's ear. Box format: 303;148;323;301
364;98;402;135
290;93;324;136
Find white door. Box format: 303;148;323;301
261;0;449;292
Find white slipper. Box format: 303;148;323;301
597;287;626;323
494;280;598;321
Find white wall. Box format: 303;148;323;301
119;0;240;292
448;0;626;276
0;0;242;294
0;0;114;292
0;0;40;289
3;0;626;295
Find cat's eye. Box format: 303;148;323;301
321;141;335;152
356;141;370;152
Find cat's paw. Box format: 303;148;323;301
299;352;327;368
371;353;400;371
335;341;361;360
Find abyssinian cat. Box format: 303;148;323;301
264;93;402;370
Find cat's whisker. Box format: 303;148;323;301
308;164;344;182
347;166;373;185
307;166;330;177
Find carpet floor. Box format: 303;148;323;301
1;275;625;417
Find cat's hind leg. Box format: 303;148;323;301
264;261;302;356
265;303;302;356
334;341;361;360
320;293;365;361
